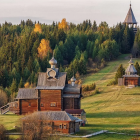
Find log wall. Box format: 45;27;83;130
39;90;62;111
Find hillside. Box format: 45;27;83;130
1;54;140;140
78;54;140;139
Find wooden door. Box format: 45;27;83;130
63;98;74;109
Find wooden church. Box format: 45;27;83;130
8;56;82;115
118;58;140;87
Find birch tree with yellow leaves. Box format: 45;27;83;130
58;18;69;30
38;39;52;60
34;23;42;33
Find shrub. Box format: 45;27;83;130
82;83;96;92
107;80;116;86
0;88;8;107
0;124;6;140
93;88;100;94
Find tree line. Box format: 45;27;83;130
0;19;136;102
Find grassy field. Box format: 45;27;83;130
78;54;140;139
1;54;140;140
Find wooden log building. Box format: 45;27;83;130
22;111;82;134
10;56;82;115
118;58;140;87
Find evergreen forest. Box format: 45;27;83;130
0;18;140;101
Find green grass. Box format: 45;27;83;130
77;54;140;139
0;112;22;132
1;54;140;139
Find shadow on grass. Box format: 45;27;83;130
86;111;140;118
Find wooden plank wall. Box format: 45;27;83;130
39;90;62;111
63;98;80;110
21;99;37;114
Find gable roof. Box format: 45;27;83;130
124;5;137;24
36;72;67;90
22;111;82;122
16;88;38;99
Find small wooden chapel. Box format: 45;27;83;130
9;56;82;115
118;58;140;87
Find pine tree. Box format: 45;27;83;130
135;62;140;76
122;26;131;53
10;79;17;94
19;78;24;88
115;64;125;83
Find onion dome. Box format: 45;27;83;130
71;76;76;82
49;57;57;66
128;58;134;64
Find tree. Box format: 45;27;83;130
134;62;140;76
132;42;139;58
58;18;69;30
78;54;87;75
10;79;17;94
34;23;42;33
54;46;63;67
115;64;125;83
24;67;30;82
92;20;97;32
38;39;52;60
122;26;131;53
0;88;7;107
19;78;24;88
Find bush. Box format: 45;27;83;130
107;80;116;86
0;88;8;107
93;88;100;94
82;83;96;92
0;124;6;140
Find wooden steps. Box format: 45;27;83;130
0;104;9;115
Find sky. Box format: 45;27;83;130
0;0;140;26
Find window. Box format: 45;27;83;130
59;124;62;129
50;102;57;107
41;103;44;107
63;124;67;129
28;103;31;107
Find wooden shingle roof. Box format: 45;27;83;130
36;72;67;90
22;111;82;122
16;88;38;99
63;84;81;93
124;4;137;24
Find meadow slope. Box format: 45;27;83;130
78;54;140;139
1;54;140;140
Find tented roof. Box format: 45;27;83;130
124;4;137;24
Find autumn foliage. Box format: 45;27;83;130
34;23;42;33
58;18;69;30
37;39;52;60
24;82;30;88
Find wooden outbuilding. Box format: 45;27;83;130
22;111;82;134
65;109;87;125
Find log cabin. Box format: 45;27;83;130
118;58;140;87
9;56;82;115
22;111;82;134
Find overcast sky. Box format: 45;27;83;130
0;0;140;26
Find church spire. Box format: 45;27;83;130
124;3;137;25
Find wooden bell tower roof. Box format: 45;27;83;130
124;3;137;24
